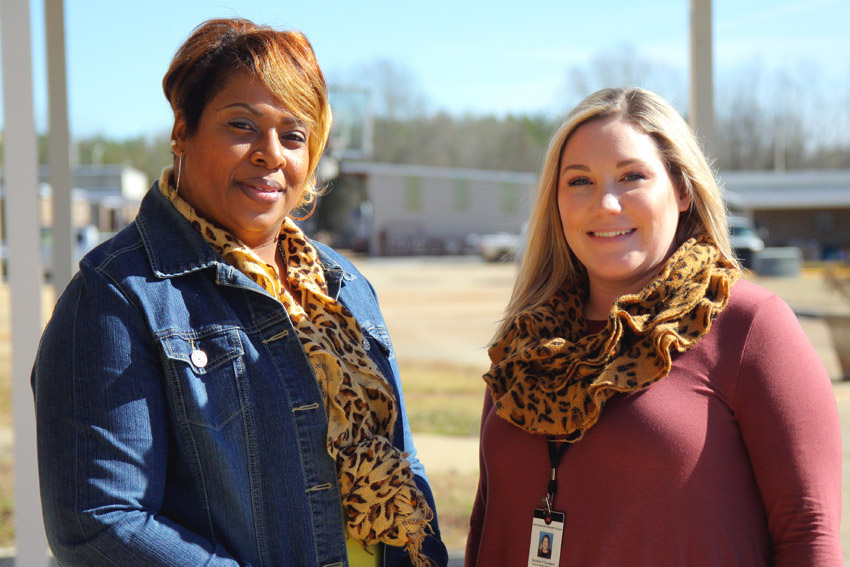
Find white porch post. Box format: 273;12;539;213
1;0;50;564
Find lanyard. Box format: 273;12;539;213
542;435;570;518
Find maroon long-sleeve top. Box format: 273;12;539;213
466;279;843;566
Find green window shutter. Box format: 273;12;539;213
500;183;518;214
404;176;422;212
453;179;470;211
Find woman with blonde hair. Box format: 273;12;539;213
466;87;842;566
33;18;447;567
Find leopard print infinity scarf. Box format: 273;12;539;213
485;235;740;440
159;169;433;566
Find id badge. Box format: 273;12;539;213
527;508;564;566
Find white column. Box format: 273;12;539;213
689;0;715;159
1;0;50;565
46;0;74;290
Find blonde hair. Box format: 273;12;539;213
163;18;333;207
494;87;735;341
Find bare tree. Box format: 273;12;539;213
350;58;430;121
561;44;686;113
715;62;771;170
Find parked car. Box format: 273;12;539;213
728;215;765;269
477;231;524;263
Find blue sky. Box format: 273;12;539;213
14;0;850;140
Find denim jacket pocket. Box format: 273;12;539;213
159;326;248;429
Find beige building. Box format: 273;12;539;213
336;164;850;260
340;161;536;256
34;164;148;232
1;164;147;233
1;164;148;276
722;170;850;259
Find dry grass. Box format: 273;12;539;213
398;360;485;436
397;359;485;555
824;264;850;306
0;283;13;545
0;459;13;546
427;470;478;554
0;367;10;546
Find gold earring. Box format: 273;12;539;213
290;195;318;221
170;139;183;191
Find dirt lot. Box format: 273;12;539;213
2;259;849;559
352;256;844;379
350;256;850;559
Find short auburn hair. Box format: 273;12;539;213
162;18;332;204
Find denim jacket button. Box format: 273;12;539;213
191;349;208;368
362;337;370;351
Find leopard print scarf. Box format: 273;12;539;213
484;235;740;440
158;169;433;566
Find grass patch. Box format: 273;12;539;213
397;362;484;553
398;360;486;436
0;339;12;547
0;359;10;428
428;470;478;555
404;396;482;436
398;360;487;396
0;458;13;547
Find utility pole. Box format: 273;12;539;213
689;0;716;160
46;0;74;290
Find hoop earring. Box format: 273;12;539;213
290;197;317;221
176;153;183;192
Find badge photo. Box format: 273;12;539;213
527;508;564;567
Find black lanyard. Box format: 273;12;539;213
542;435;570;518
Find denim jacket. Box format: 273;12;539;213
32;185;448;567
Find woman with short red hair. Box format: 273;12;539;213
33;18;447;567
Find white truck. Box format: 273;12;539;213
477;231;524;263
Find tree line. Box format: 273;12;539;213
6;49;849;181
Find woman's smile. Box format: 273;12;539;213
238;178;287;203
587;228;636;239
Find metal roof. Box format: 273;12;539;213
720;170;850;209
340;160;538;184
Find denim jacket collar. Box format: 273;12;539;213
135;183;350;300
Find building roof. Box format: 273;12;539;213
721;169;850;209
340;160;538;184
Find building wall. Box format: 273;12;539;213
365;169;536;255
37;191;92;227
0;165;149;240
754;208;850;259
723;169;850;260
